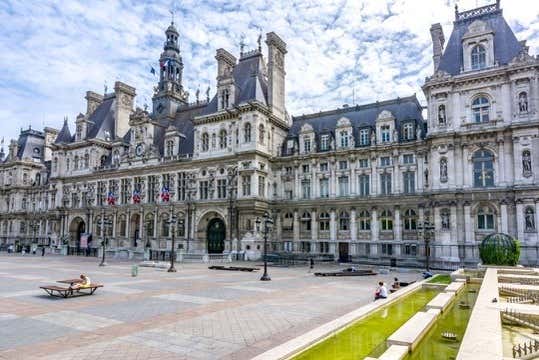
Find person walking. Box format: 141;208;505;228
41;246;45;256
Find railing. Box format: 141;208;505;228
512;339;539;359
499;276;539;286
67;246;98;257
502;309;539;330
500;287;539;302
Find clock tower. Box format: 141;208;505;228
152;21;189;118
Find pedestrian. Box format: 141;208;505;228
374;281;388;301
41;246;45;256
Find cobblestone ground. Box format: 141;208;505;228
0;254;421;360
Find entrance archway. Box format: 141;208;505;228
207;218;226;254
69;217;86;247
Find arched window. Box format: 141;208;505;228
519;92;528;113
440;208;451;230
339;211;350;231
283;212;293;231
100;155;107;167
440;157;448;183
319;212;330;231
438;104;446;125
74;156;80;170
472;97;490;123
118;214;126;237
244;123;251;143
161;213;170;237
380;210;393;231
473;150;494;188
53;157;58;172
359;210;370;231
84;153;89;168
403;209;417;230
201;133;209;151
259;124;265;144
35;173;41;186
477;206;495;231
522;150;532;177
21;198;27;210
471;45;486;70
525;206;535;232
301;212;311;231
145;213;154;237
219;129;227;149
340;130;349;148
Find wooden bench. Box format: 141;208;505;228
40;284;103;298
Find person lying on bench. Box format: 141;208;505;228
70;274;91;290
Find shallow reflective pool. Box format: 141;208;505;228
292;287;440;360
406;284;480;360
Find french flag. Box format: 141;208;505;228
107;191;116;206
161;186;170;202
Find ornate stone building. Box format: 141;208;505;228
1;2;538;267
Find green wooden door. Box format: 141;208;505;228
207;219;225;254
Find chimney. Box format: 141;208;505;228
85;91;104;116
43;127;59;162
114;81;136;139
215;49;236;83
266;32;287;121
215;49;237;110
430;23;445;71
8;139;18;160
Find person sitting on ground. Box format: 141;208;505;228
70;274;91;290
374;281;388;300
392;277;401;289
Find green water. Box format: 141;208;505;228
427;274;452;284
292;287;440;360
406;284;480;360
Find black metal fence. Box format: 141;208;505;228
67;246;98;257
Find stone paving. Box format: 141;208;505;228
0;254;421;360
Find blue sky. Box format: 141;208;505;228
0;0;538;147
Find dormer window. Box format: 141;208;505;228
166;140;174;157
381;125;391;143
320;134;330;151
359;128;370;146
303;137;311;153
471;45;486;70
340;130;349;148
402;123;415;141
472;97;490;123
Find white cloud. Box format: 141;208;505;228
0;0;537;147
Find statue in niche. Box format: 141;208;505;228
523;150;532;176
519;92;528;113
438;105;446;125
441;211;450;230
525;208;535;231
440;158;448;182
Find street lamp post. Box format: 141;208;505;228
99;215;112;267
417;219;435;272
168;211;178;273
186;174;196;254
256;212;273;281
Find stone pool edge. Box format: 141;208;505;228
251;280;430;360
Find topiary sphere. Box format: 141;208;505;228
479;233;520;266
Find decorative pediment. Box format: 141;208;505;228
464;20;492;38
336;117;352;128
300;123;314;133
376;110;395;121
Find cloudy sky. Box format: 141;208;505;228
0;0;538;147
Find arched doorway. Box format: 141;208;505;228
207;218;226;254
69;217;86;248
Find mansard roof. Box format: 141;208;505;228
16;129;45;161
437;4;522;75
86;95;116;140
201;50;268;116
288;95;424;139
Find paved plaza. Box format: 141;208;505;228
0;255;421;360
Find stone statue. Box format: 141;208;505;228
440;158;448;182
523;150;532;175
438;105;446;124
195;87;200;103
525;208;535;231
206;86;210;102
519;93;528;113
441;211;450;230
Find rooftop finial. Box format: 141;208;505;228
239;34;246;56
257;33;262;52
169;8;175;25
104;81;108;95
454;3;459;19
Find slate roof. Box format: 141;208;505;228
14;129;45;161
86;96;116;141
201;50;268;116
54;119;72;144
284;95;424;155
437;6;522;75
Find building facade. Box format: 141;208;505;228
1;2;538;268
